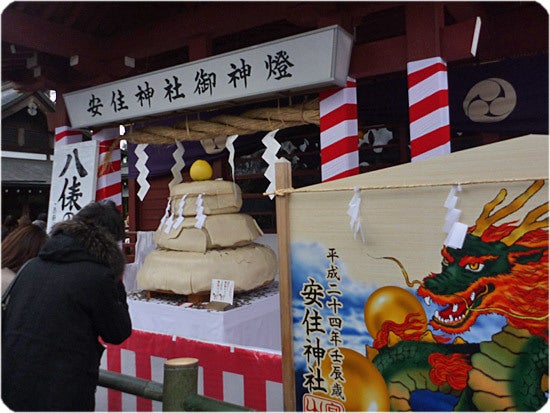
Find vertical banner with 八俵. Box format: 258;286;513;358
46;140;99;233
280;135;548;411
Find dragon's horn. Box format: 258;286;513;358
501;201;549;246
472;180;545;237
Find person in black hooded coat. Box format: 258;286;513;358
2;200;132;411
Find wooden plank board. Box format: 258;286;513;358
279;135;548;411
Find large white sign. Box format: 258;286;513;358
47;140;99;232
63;25;353;128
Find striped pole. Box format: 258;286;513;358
407;56;451;162
54;125;82;146
92;127;122;210
319;77;359;182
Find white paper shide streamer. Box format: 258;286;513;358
135;143;150;201
158;198;172;232
163;206;176;234
443;184;468;249
347;187;365;243
225;134;239;199
194;193;206;229
261;130;281;200
169;140;185;191
172;194;187;230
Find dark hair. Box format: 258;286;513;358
1;215;19;241
75;200;125;241
2;224;48;272
36;212;48;222
3;215;17;227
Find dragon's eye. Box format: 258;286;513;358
442;257;449;266
465;262;484;272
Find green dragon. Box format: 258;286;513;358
372;180;549;411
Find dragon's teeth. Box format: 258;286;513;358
470;292;476;301
452;304;458;313
424;296;431;306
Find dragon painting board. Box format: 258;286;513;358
285;135;548;411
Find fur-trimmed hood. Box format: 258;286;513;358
40;220;125;276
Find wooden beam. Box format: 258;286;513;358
476;3;548;61
444;2;486;22
1;8;101;58
107;3;293;60
441;17;481;61
349;15;482;78
64;2;87;27
188;36;212;62
349;36;408;78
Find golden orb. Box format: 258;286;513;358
190;160;213;181
364;286;428;338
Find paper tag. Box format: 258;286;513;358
210;279;235;304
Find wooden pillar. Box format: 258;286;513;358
275;159;296;411
46;93;71;132
406;3;445;61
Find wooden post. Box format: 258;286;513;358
162;357;199;411
275;159;296;411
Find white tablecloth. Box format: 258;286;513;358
127;289;281;351
123;232;281;351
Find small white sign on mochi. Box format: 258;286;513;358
210;279;235;305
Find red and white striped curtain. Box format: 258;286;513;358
92;127;122;210
54;125;82;146
407;56;451;162
319;77;359;182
